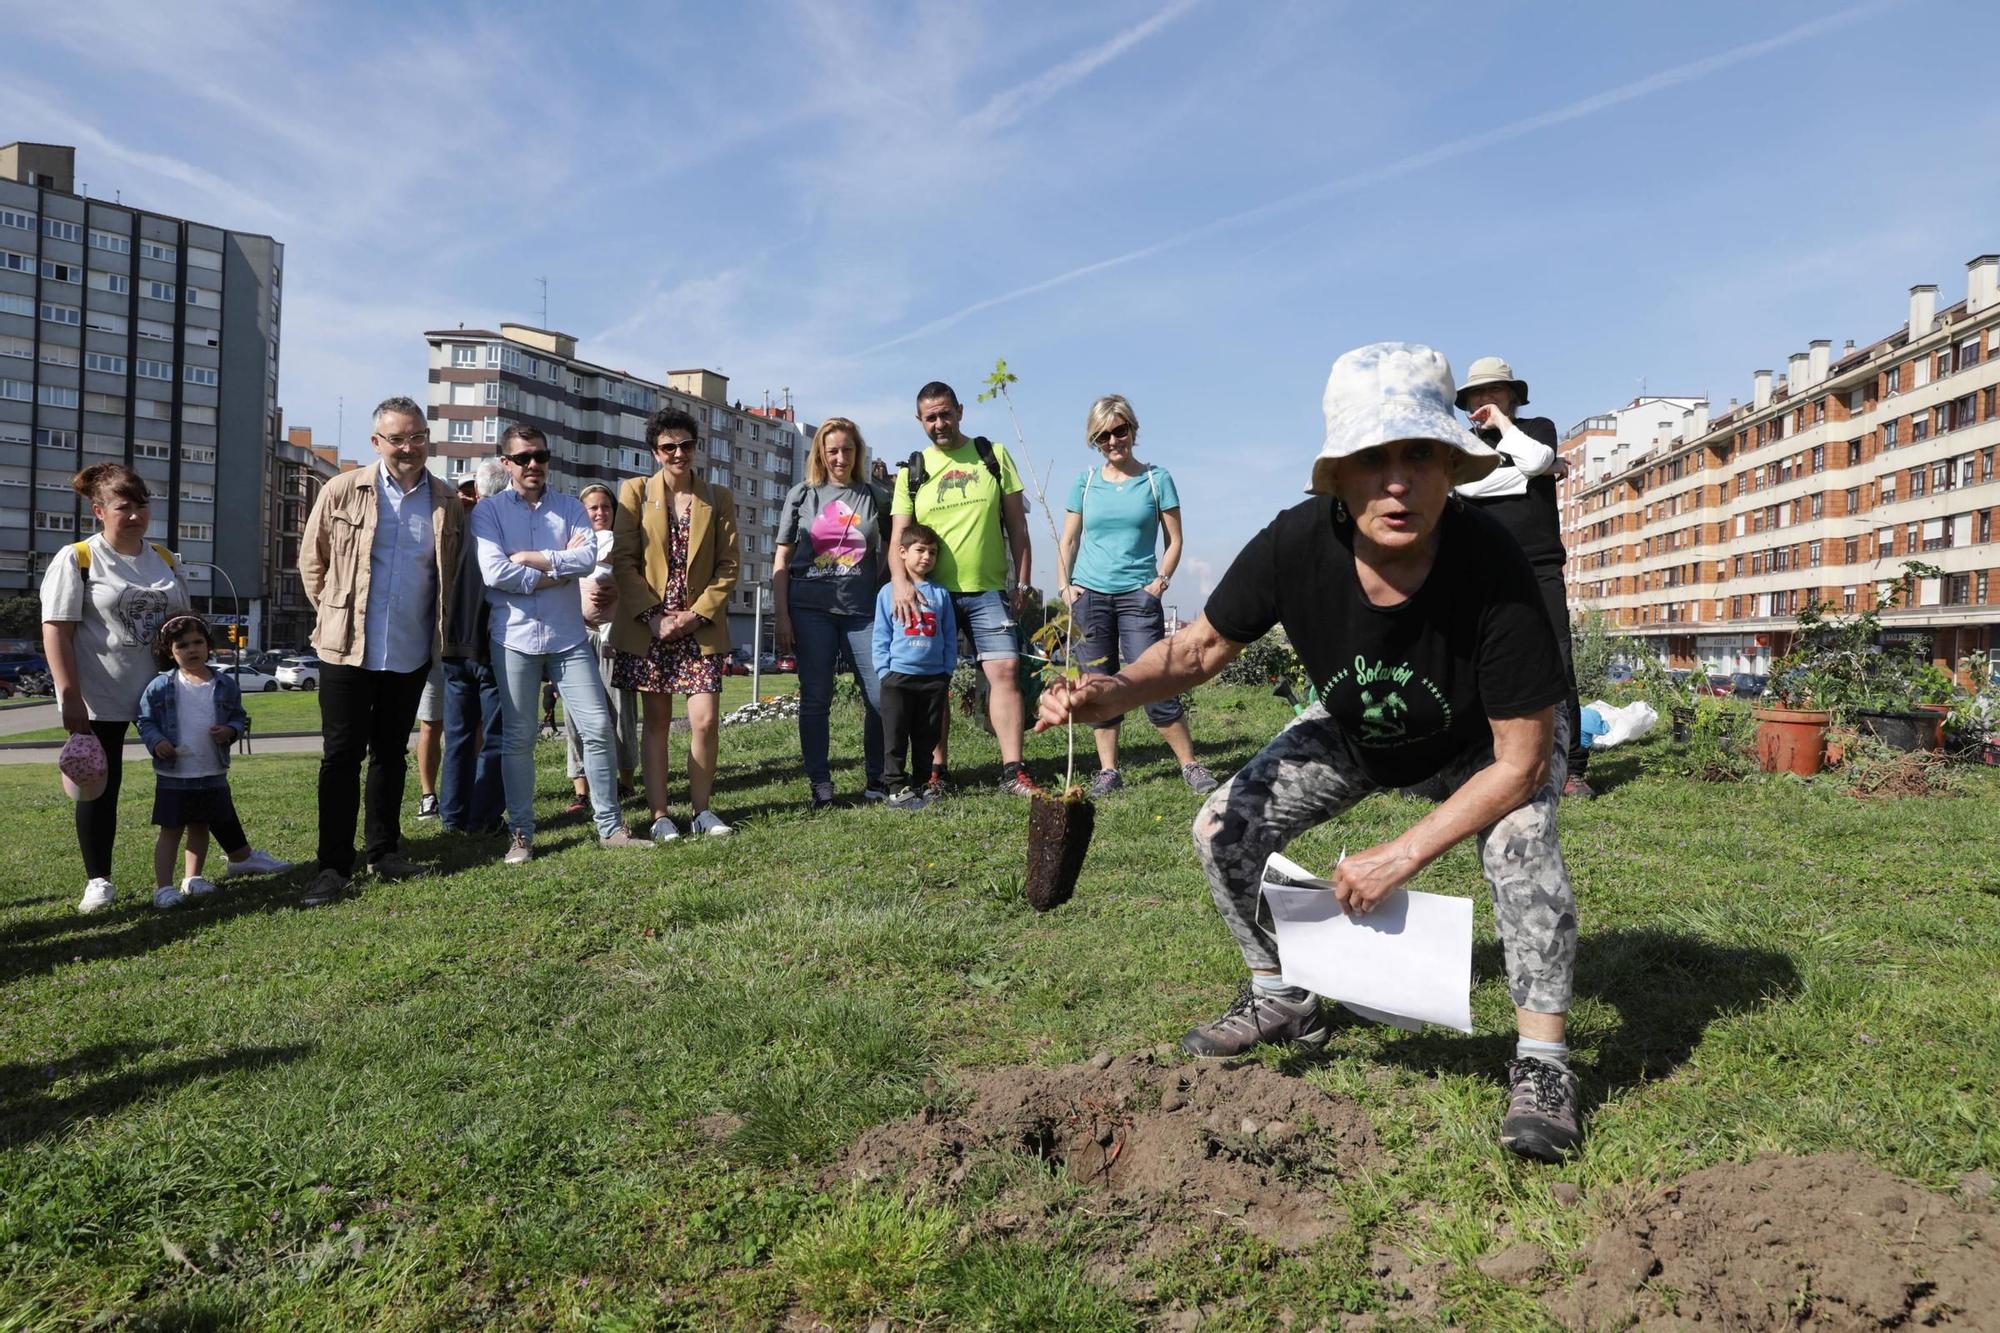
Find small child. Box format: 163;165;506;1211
135;616;280;909
872;523;958;810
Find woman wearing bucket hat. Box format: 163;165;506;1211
1035;342;1584;1162
1454;356;1592;799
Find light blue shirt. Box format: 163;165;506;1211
362;462;438;673
1065;463;1180;595
472;486;599;656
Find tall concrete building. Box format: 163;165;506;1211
266;425;347;649
0;143;283;617
422;323;811;650
1563;249;2000;676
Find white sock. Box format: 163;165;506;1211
1252;974;1309;1003
1516;1036;1570;1070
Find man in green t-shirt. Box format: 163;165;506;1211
888;381;1038;795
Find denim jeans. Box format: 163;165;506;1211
439;655;504;832
494;639;621;839
1074;587;1186;729
792;606;884;789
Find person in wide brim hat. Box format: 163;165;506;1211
1454;355;1530;412
1033;339;1586;1166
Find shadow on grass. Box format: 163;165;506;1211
0;1040;311;1148
0;872;312;983
1367;926;1801;1107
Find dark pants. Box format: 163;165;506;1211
317;660;430;876
439;656;504;832
879;671;950;792
76;719;128;881
1536;571;1587;780
1074;587;1186;730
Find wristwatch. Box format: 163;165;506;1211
1155;575;1171;591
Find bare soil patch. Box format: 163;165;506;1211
1559;1152;1999;1329
830;1051;1377;1251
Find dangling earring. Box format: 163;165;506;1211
1332;496;1350;523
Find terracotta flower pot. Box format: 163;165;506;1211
1915;703;1950;752
1024;793;1095;912
1752;707;1830;776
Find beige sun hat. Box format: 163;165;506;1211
1453;356;1530;410
1310;342;1500;494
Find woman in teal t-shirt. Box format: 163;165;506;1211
1056;394;1217;797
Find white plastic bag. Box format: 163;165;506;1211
1583;699;1658;749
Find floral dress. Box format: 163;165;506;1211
611;507;722;696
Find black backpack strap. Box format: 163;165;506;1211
971;436;1003;483
905;450;929;498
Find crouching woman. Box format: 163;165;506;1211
1036;342;1584;1162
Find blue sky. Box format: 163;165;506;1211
7;0;1996;607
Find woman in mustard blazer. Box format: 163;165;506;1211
610;408;740;840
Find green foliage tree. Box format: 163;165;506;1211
0;595;41;640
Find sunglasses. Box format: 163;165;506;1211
1093;423;1134;446
654;439;698;455
504;449;551;466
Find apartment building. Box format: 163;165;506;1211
1564;251;2000;676
423;324;811;648
266;425;347;648
0;143;283;611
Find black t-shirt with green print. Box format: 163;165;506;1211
1204;498;1565;789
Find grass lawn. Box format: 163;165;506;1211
1;685;1996;1328
6;675;772;743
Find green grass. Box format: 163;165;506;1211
6;675;772;743
1;686;1996;1329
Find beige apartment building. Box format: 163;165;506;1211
422;323;811;651
1564;251;2000;676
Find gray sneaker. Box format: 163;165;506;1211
885;788;928;812
299;868;351;908
370;852;425;882
1182;762;1220;794
1181;982;1331;1058
599;828;648;849
1087;768;1124;798
504;831;533;866
1500;1057;1583;1162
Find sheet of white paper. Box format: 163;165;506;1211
1261;851;1475;1033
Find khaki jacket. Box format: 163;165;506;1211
609;471;737;658
298;464;465;667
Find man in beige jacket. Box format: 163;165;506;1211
296;396;464;906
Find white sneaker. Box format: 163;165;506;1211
181;875;219;897
650;815;681;844
77;878;115;914
218;848;292;879
152;885;185;910
691;810;733;837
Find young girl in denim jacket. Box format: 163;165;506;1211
135;616;286;908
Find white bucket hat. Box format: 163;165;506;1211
1454;355;1530;410
1310;342;1499;494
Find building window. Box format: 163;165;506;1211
84;310;127;335
40;301;81;326
178;523;213;541
137;358;173;380
41;259;80;284
184;285;211;306
1981;511;1993;544
0;208;32;231
139;241;177;262
134;441;171;460
183;366;218;387
1883;420;1898;448
146;281;177;302
485;343;501;368
83;391;125;415
137;318;173;342
452;344;479;367
449;420;474;442
37;385;80;408
1884;365;1900;393
88;229;129;254
84;351;126;374
0;378;30;402
43;218;82;243
0;249;31;274
35;511;76;532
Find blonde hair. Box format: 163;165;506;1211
1084;394;1138;451
807;417;869;486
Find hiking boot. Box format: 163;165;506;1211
370;852;425;882
180;875;219;898
77;878;115;914
999;768;1043;798
691;810;733;837
599;828;649;849
1500;1057;1583;1162
862;783;889;803
1562;775;1596;801
151;884;185;911
504;831;533;865
218;847;291;879
1180;982;1330;1058
650;815;681;844
417;793;440;820
299;869;351;908
886;788;928;812
1087;768;1124;798
809;780;836;810
1182;762;1220;795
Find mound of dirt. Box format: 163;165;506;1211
1559;1152;1999;1329
831;1052;1377;1250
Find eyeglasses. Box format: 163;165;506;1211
504;449;551;466
375;430;430;447
1093;423;1134;446
654;439;698;455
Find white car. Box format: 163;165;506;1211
276;655;322;690
222;662;282;692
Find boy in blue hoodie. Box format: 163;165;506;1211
872;524;957;810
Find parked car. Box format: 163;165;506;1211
1730;672;1769;699
774;653;796;673
0;651;48;684
223;661;283;692
1603;664;1635;685
1703;673;1736;698
719;654;750;676
276;655;323;690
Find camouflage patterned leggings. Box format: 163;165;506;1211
1192;704;1576;1013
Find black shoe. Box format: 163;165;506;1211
1181;982;1331;1058
1500;1057;1583;1162
300;868;352;908
369;853;426;882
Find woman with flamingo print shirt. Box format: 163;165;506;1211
773;417;889;809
